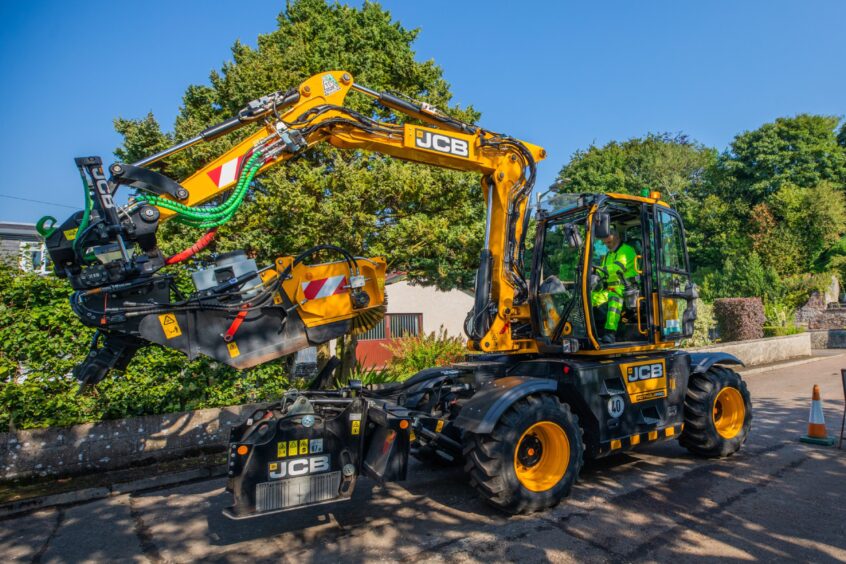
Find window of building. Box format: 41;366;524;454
358;313;423;341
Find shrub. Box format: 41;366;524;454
761;300;804;338
682;299;715;347
763;325;805;337
713;298;766;342
698;253;781;302
0;263;290;430
382;327;466;381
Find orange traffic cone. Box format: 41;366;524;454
799;385;835;446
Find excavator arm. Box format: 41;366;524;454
42;70;545;387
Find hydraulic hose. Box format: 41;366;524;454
136;151;263;228
73;172;93;251
165;228;218;265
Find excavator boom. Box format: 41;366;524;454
42;71;545;387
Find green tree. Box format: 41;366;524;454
114;0;483;290
554;133;731;270
556;133;716;198
722;114;846;204
715;115;846;283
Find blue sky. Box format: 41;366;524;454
0;0;843;222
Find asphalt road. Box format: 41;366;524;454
2;354;845;563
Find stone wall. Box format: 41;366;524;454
795;276;845;330
0;403;266;481
687;332;811;366
0;331;817;482
809;329;846;349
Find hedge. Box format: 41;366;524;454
713;298;766;342
0;264;292;430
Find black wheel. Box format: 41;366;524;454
680;365;752;457
463;394;583;514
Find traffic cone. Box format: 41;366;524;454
799;385;835;446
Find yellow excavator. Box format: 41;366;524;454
41;71;752;519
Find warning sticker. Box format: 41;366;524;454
351;420;361;435
298;438;309;455
277;441;287;458
310;438;323;454
288;440;298;456
63;228;78;241
435;420;445;433
227;342;240;358
322;73;341;96
158;313;182;339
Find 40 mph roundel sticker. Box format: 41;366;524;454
607;395;625;418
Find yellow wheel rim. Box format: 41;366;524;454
713;387;745;439
513;421;570;492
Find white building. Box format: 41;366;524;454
0;222;49;274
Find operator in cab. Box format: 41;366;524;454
591;225;638;344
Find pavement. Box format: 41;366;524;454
2;354;845;563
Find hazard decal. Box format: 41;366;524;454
301;275;348;301
206;156;244;188
158;313;182;339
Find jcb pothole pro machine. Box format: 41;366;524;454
42;71;751;518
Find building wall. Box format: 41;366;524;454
0;222;48;273
384;280;473;339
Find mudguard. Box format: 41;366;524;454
688;352;744;374
453;376;558;435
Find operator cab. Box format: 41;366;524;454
530;191;697;355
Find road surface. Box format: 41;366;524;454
2;354;845;563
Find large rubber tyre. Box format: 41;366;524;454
680;365;752;457
463;394;583;514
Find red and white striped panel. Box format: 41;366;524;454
206;156;244;188
301;275;348;300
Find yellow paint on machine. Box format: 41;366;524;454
619;358;668;403
157;313;182;339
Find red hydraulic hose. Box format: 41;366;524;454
165;228;218;265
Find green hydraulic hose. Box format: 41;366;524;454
73;172;93;251
136;151;263;228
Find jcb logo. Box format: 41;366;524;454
620;359;668;404
627;363;664;382
414;129;469;157
90;166;115;209
268;455;330;480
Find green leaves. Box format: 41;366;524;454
0;262;293;430
114;0;482;290
556;115;846;312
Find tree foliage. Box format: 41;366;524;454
0;264;291;430
554;115;846;318
115;0;483;290
556;133;715;198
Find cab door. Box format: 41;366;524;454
652;207;696;341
